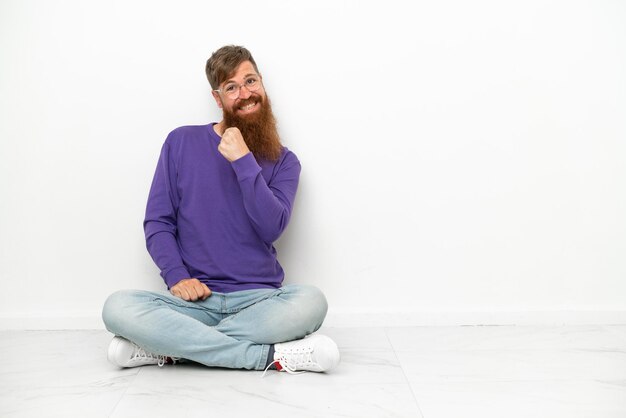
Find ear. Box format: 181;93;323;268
212;90;223;109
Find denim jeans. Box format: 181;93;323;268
101;284;328;370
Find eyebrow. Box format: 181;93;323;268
224;73;259;85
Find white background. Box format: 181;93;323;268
1;0;625;328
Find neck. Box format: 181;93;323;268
213;121;226;136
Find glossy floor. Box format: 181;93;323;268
1;325;625;417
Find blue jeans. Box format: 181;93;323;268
102;284;327;370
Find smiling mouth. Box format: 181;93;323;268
239;102;257;111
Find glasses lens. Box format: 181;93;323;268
245;77;260;92
223;84;239;99
221;77;261;99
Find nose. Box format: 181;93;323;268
238;85;252;100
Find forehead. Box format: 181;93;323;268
224;61;258;83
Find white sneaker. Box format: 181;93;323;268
107;336;174;368
264;334;340;375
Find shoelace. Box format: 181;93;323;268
131;347;169;367
261;348;322;377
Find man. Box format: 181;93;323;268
102;45;340;374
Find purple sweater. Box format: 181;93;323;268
143;123;301;293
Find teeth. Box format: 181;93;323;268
240;103;256;111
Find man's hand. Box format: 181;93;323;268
218;127;251;162
170;278;212;301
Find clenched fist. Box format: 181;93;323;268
218;127;250;162
170;278;212;301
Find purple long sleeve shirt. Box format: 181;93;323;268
143;123;301;293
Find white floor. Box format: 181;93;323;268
1;326;625;418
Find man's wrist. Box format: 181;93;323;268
231;152;261;180
164;267;192;289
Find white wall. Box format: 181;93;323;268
1;0;625;329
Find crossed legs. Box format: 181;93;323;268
102;284;328;370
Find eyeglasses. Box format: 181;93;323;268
214;76;262;100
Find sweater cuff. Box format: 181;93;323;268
231;152;261;181
163;266;192;289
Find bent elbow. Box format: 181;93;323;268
257;213;290;243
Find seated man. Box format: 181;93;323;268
102;45;340;374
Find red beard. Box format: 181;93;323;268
222;93;282;162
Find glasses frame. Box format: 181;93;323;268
214;76;262;100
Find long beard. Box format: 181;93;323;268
222;94;282;162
